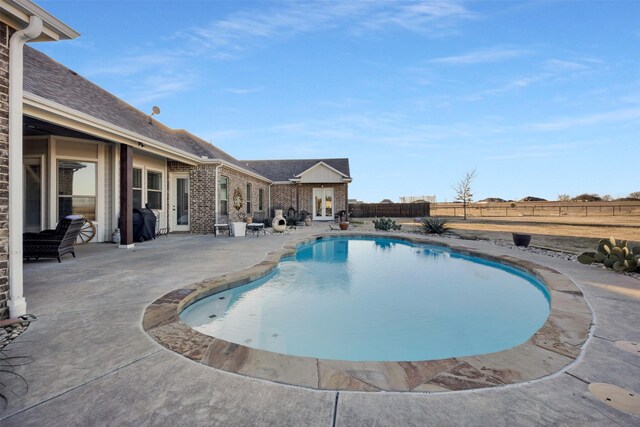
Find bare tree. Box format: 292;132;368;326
557;194;571;202
453;169;477;220
628;191;640;200
601;194;613;201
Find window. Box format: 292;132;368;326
133;168;142;209
147;170;162;209
58;160;96;220
258;188;264;211
246;183;252;214
220;176;228;215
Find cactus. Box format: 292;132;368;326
577;252;596;264
578;237;640;272
372;217;401;231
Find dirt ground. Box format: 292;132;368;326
352;216;640;254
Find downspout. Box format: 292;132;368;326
8;16;44;317
268;183;273;218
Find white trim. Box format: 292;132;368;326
312;187;335;221
170;173;190;232
96;144;106;242
23;155;45;232
1;0;79;41
47;135;56;228
293;161;349;179
23;94;273;183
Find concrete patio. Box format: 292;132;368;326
1;224;639;426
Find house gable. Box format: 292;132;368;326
293;161;349;183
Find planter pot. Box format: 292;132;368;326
231;222;247;237
272;209;286;232
339;222;349;230
512;233;531;247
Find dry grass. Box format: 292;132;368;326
354;216;640;254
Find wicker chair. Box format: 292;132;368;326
23;217;86;262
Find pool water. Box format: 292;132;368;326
181;237;550;362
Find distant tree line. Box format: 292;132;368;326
557;192;640;202
474;192;640;203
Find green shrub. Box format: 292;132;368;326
421;217;449;234
577;237;640;272
372;217;401;231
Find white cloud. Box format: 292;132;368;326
544;59;589;72
430;48;529;65
483;143;577;160
85;54;179;77
177;1;475;59
528;107;640;131
125;73;197;105
221;87;263;95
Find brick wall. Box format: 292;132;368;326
270;183;348;218
0;23;10;318
219;166;269;223
167;162;269;233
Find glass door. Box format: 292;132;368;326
171;174;189;232
313;188;334;220
24;158;44;232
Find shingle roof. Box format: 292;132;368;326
23;46;252;170
243;158;350;182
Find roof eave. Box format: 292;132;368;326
24;92;273;182
24;92;202;165
1;0;80;41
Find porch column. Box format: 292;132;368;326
119;144;133;247
345;184;349;221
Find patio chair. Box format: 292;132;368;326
23;217;86;262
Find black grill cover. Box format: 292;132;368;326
133;208;156;242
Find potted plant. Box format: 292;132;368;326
231;188;247;237
512;233;531;247
338;210;349;230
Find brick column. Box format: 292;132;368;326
0;23;10;318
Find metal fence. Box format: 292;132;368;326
431;202;640;218
349;203;430;218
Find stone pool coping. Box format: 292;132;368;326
142;232;592;392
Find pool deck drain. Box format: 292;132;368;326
143;233;592;392
588;383;640;415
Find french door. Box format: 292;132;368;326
170;173;190;232
313;188;334;220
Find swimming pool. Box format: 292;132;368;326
180;236;550;362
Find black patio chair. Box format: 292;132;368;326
23;217;86;262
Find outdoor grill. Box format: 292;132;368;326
132;208;156;242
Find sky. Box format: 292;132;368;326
35;0;640;203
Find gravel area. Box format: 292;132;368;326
0;324;28;351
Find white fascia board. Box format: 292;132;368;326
2;0;79;41
24;92;202;165
293;160;349;179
